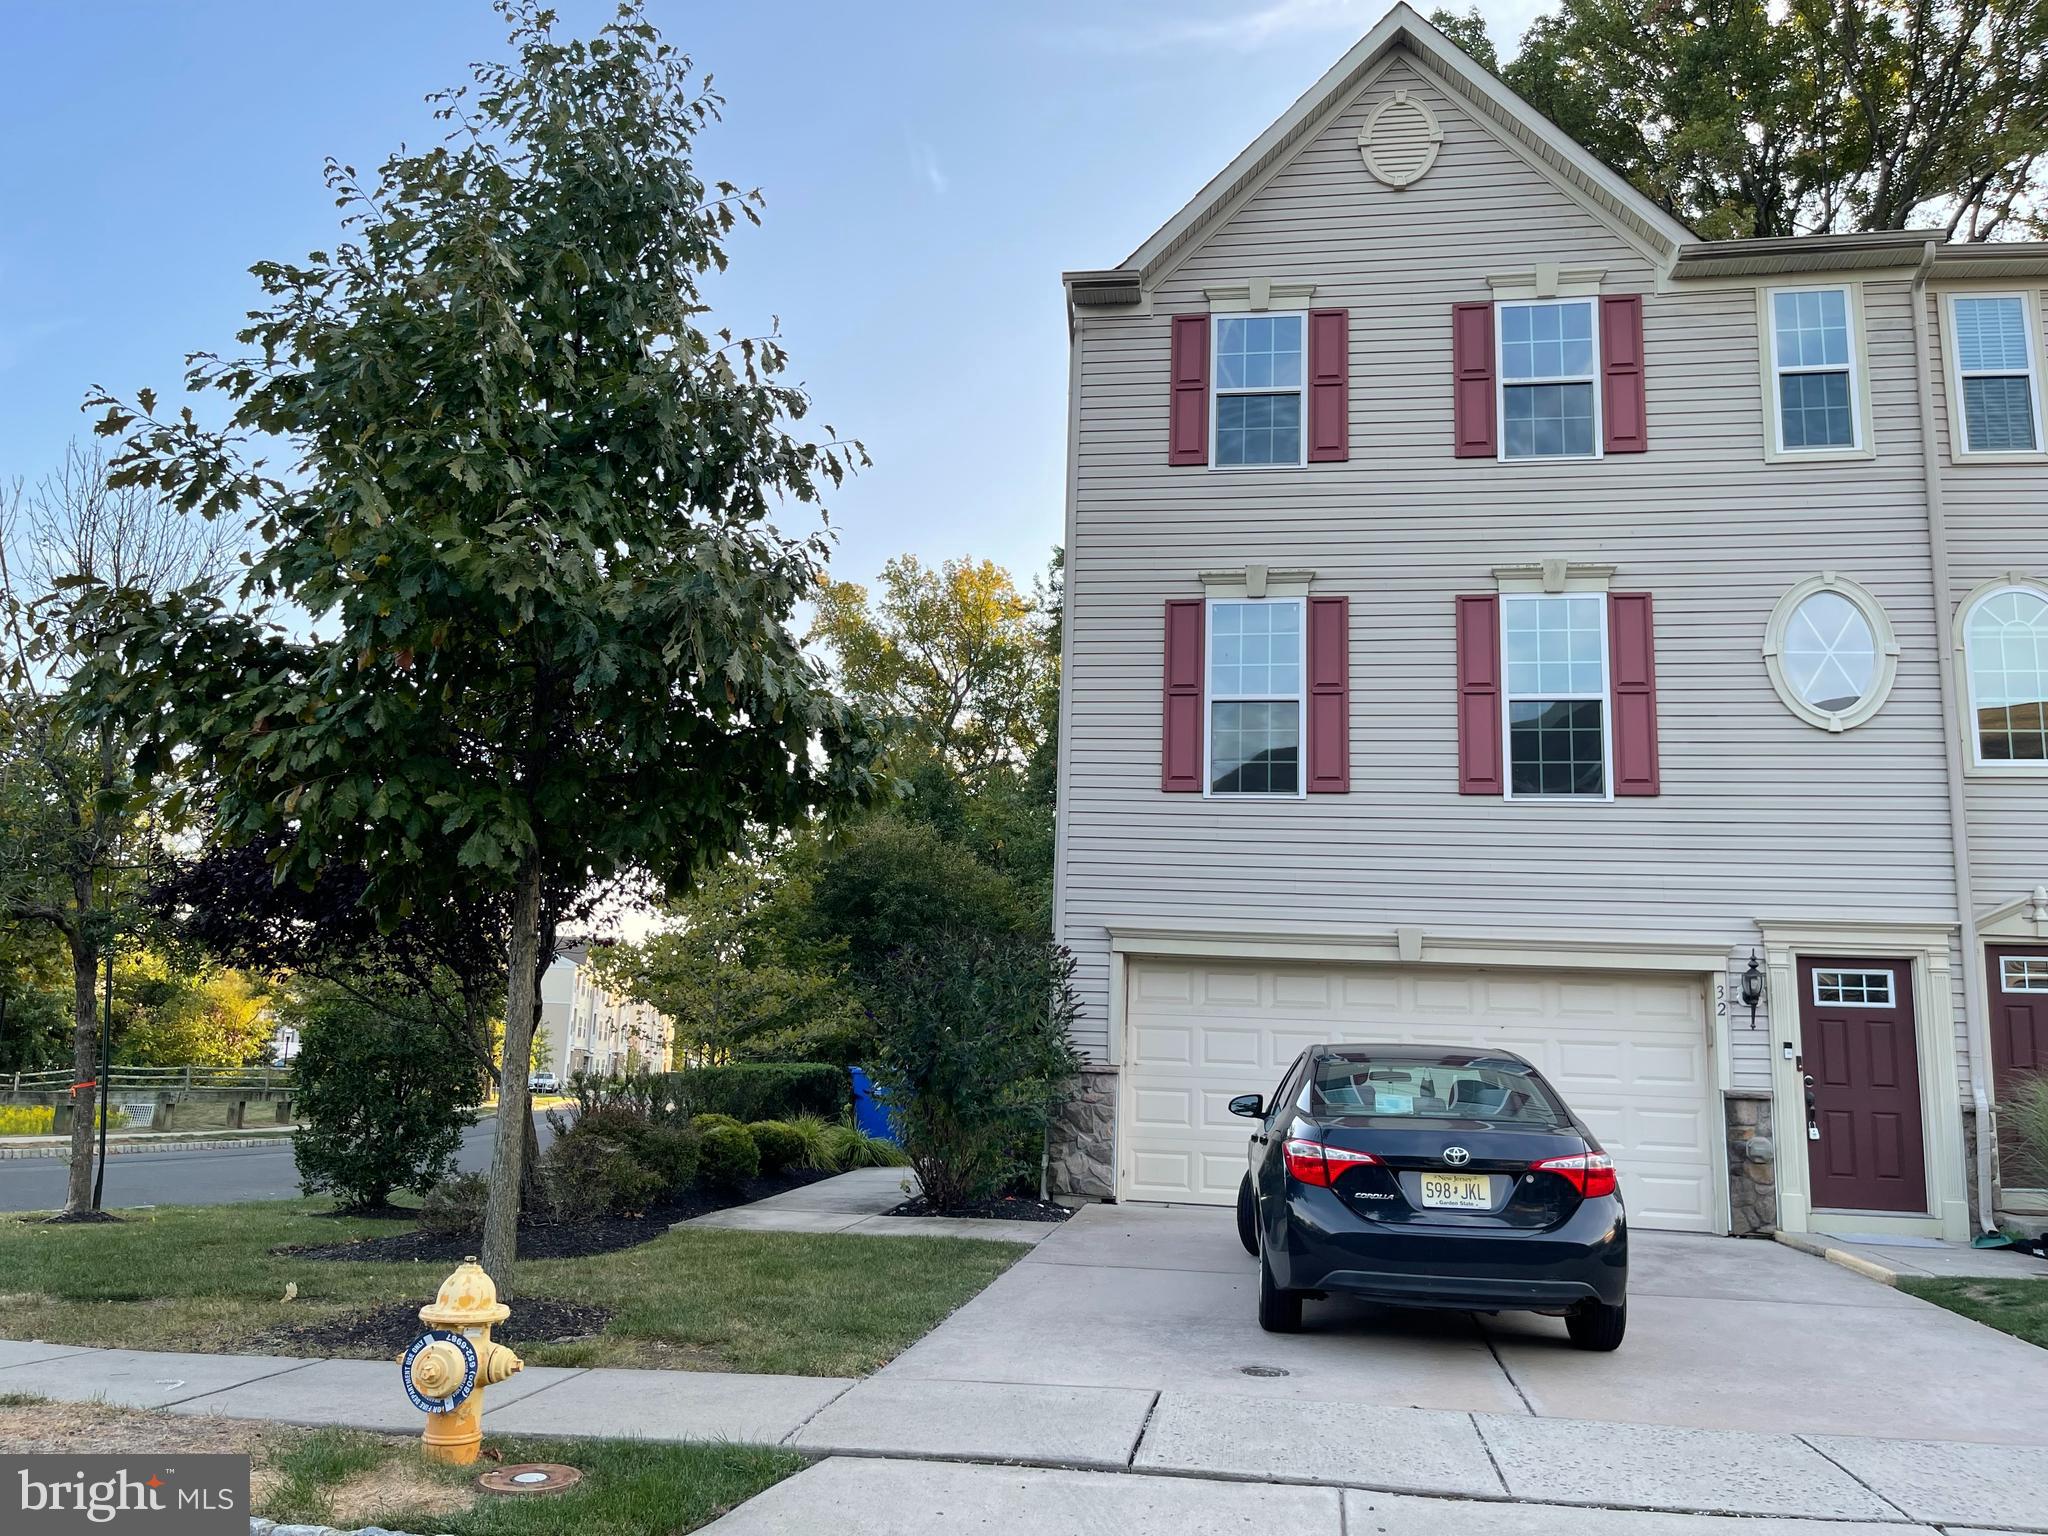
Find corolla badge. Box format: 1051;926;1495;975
1442;1146;1471;1167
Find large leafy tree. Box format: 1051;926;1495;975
1437;0;2048;240
76;1;877;1285
811;554;1056;782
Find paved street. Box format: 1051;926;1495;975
0;1113;551;1213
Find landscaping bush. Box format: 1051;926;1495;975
689;1112;746;1135
2000;1077;2048;1188
542;1131;666;1219
748;1120;805;1175
564;1067;663;1121
655;1063;847;1125
628;1121;701;1194
698;1122;761;1189
288;981;477;1210
0;1103;126;1136
867;935;1081;1212
418;1172;491;1236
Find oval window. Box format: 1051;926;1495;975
1765;576;1898;731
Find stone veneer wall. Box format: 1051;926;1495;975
1050;1064;1117;1200
1725;1090;1777;1234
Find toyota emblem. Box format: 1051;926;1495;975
1442;1146;1471;1167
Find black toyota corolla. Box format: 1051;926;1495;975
1233;1044;1628;1350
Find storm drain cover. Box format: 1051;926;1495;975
478;1463;582;1496
1238;1365;1289;1378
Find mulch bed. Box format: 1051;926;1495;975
884;1195;1072;1224
274;1167;837;1264
254;1297;612;1357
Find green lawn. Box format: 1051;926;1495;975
1899;1276;2048;1349
263;1428;802;1535
0;1200;1024;1376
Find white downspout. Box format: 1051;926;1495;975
1908;238;1998;1236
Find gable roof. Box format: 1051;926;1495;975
1092;3;1694;293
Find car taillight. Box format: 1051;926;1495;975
1532;1151;1618;1198
1281;1138;1380;1186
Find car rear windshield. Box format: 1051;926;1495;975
1310;1055;1567;1125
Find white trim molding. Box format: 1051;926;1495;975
1487;265;1606;301
1199;566;1314;600
1756;918;1969;1243
1979;887;2048;944
1762;572;1901;733
1492;560;1616;594
1204;278;1318;314
1952;573;2048;777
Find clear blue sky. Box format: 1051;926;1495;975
0;0;1544;595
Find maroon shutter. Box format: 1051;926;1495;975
1608;591;1660;795
1162;599;1204;791
1307;308;1350;462
1456;594;1503;795
1451;302;1496;458
1601;294;1648;453
1306;595;1350;792
1168;315;1209;466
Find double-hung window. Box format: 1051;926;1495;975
1948;294;2043;455
1963;583;2048;765
1206;597;1303;795
1503;593;1609;797
1498;299;1599;459
1213;313;1306;466
1767;286;1861;453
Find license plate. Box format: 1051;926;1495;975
1418;1171;1491;1210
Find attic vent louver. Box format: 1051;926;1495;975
1357;88;1441;189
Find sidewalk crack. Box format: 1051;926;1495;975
1473;1319;1534;1416
778;1378;860;1447
1468;1412;1512;1499
1797;1434;1917;1523
1126;1390;1162;1469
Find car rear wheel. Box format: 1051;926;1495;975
1566;1300;1626;1351
1257;1249;1302;1332
1235;1174;1259;1256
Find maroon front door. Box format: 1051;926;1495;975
1799;958;1927;1213
1987;946;2048;1184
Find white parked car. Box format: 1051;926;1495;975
528;1070;561;1093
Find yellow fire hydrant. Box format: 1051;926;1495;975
399;1257;524;1466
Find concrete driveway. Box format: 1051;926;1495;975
873;1202;2048;1445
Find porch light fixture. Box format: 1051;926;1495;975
1739;951;1765;1025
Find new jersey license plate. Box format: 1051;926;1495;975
1418;1171;1491;1210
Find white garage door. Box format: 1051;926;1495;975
1122;960;1719;1232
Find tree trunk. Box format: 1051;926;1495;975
480;851;543;1295
61;932;98;1216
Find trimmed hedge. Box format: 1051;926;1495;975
658;1063;848;1125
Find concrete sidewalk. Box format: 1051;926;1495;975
1776;1228;2048;1284
678;1165;1062;1244
3;1337;2046;1527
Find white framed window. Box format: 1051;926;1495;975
1762;574;1899;733
1497;298;1600;460
1205;597;1304;796
1502;593;1610;798
1963;582;2048;767
2000;956;2048;993
1814;968;1896;1007
1765;285;1864;455
1946;293;2044;456
1212;312;1306;467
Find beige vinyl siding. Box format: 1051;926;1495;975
1058;48;1962;1095
1926;284;2048;922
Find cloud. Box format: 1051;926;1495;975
908;136;949;196
1068;0;1383;52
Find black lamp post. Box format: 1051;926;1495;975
1740;950;1765;1026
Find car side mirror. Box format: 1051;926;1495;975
1227;1093;1265;1119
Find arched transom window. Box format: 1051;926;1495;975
1966;584;2048;764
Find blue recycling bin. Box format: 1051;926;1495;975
850;1067;899;1144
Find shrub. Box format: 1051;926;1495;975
2000;1077;2048;1188
288;981;477;1210
698;1122;761;1188
563;1067;663;1121
748;1120;805;1175
655;1063;847;1124
541;1132;665;1219
867;935;1082;1213
823;1122;910;1170
419;1172;491;1236
689;1112;745;1135
0;1104;126;1136
783;1113;841;1171
629;1122;701;1194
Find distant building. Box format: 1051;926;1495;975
270;1023;301;1065
535;943;673;1079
